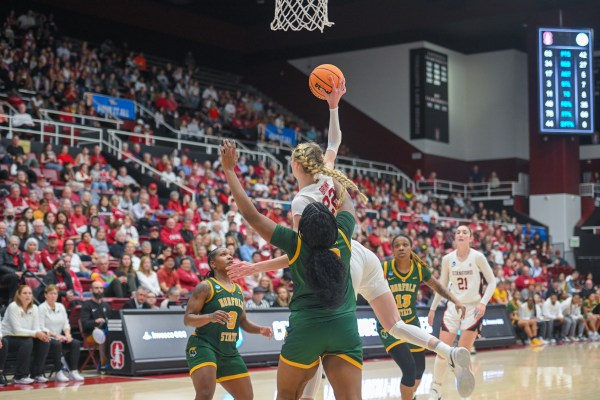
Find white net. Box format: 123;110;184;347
271;0;333;33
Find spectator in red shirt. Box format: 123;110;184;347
70;204;88;235
515;266;538;291
90;145;107;168
157;256;181;294
166;191;185;214
56;145;75;166
176;258;200;294
4;184;28;214
41;234;61;271
22;237;44;275
77;231;97;262
160;218;185;247
266;204;286;224
148;183;162;210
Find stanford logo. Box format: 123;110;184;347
110;341;125;370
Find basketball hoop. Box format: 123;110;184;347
271;0;333;33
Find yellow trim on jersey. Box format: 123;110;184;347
210;277;236;294
189;362;217;376
288;237;302;265
391;259;414;282
323;353;362;370
417;262;423;282
410;347;426;353
403;315;416;324
279;355;320;369
338;229;352;251
205;280;215;303
216;372;250;383
383;261;389;277
385;340;405;352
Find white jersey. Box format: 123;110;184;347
431;249;496;308
291;175;337;216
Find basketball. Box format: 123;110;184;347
309;64;345;100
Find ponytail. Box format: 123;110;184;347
298;203;347;308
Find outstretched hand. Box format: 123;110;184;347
226;261;256;280
219;139;238;171
321;76;346;109
260;326;274;339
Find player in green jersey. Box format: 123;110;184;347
220;138;362;400
184;247;273;400
378;234;466;400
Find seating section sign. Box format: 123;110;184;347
86;93;136;120
264;124;297;146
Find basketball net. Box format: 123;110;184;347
271;0;333;33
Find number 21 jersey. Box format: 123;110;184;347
441;249;489;305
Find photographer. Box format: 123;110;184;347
80;281;112;370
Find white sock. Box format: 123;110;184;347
432;340;452;359
432;355;449;387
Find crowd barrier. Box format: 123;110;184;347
106;305;515;376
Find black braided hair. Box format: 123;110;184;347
298;203;347;308
207;247;225;278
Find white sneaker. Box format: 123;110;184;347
449;347;475;398
550;338;556;344
429;383;443;400
14;377;35;384
55;370;70;382
569;336;578;342
33;375;48;383
69;370;85;381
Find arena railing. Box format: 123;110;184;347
416;178;528;201
580;183;600;198
106;129;283;171
40;109;124;130
0;116;102;148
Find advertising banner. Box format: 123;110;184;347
264;124;297;146
87;93;136;120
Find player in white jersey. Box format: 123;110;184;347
427;225;496;400
228;78;475;399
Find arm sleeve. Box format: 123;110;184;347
477;252;497;305
326;107;342;153
430;256;450;311
269;225;299;257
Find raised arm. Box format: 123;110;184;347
220;139;277;242
322;77;346;169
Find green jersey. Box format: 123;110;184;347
270;211;355;323
380;258;431;325
193;278;245;356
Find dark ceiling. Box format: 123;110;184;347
153;0;600;58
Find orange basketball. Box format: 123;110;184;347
309;64;344;100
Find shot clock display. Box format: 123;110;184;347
539;28;594;134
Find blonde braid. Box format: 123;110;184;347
293;142;369;208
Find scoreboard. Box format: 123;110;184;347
538;28;594;134
410;48;449;142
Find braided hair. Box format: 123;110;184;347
207;247;225;278
298;202;347;308
292;142;368;206
392;233;432;271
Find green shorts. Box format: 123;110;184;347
280;313;362;370
185;334;249;383
378;316;425;353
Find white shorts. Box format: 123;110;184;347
442;303;482;334
350;240;389;302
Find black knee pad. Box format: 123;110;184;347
389;343;417;387
413;351;426;380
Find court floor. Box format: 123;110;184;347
2;342;598;399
